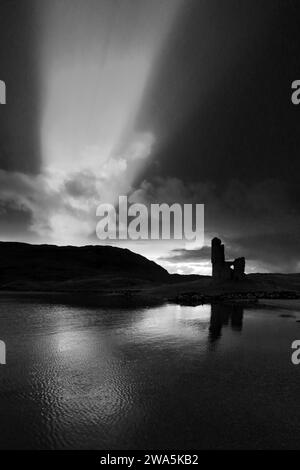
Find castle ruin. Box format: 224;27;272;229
211;237;245;281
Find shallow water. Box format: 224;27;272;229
0;297;299;449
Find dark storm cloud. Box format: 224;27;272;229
132;176;297;232
136;0;300;187
135;0;268;178
226;233;300;273
0;1;41;173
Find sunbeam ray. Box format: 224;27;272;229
39;0;182;202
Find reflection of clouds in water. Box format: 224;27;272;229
131;304;212;342
27;309;139;447
129;302;244;350
0;340;6;364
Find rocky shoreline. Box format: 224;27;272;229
168;290;300;306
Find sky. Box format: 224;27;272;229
0;0;300;275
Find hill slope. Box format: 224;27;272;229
0;242;170;290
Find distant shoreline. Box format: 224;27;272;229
1;283;300;310
1;241;300;307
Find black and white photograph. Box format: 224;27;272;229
1;0;300;457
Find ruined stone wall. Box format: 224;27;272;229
211;238;245;281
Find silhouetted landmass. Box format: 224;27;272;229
0;241;198;291
0;242;299;307
0;242;170;289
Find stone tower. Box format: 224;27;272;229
211;237;245;281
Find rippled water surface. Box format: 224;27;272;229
0;297;300;449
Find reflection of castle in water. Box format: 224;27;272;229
209;304;244;344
